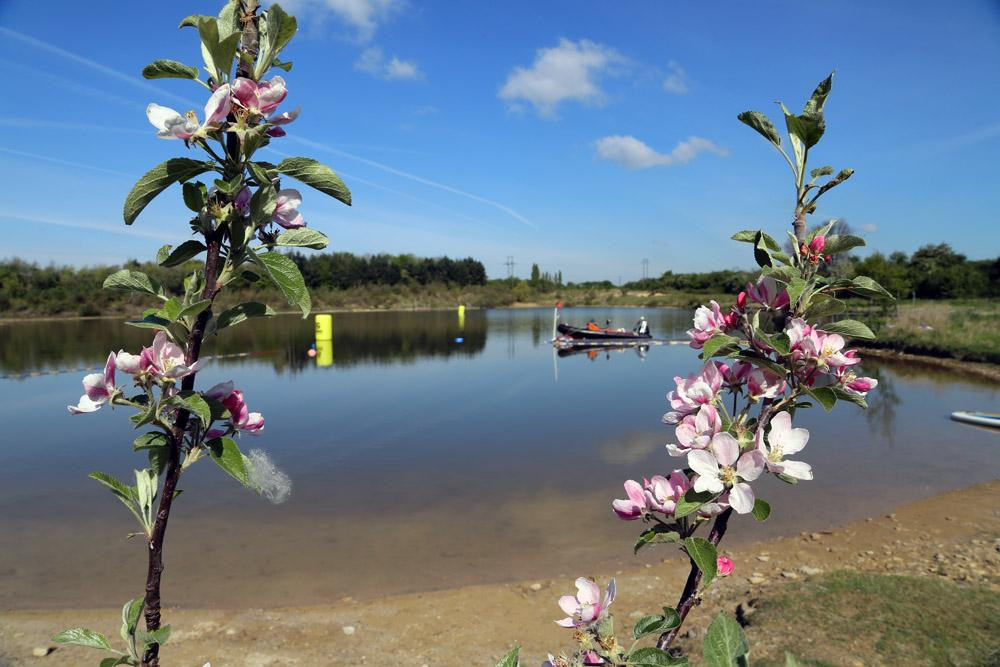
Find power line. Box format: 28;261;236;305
504;255;516;278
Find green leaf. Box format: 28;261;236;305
684;537;718;588
168;393;212;427
275;157;351;205
810;165;833;180
848;275;894;300
207;437;250;487
634;525;681;554
137;625;171;650
89;471;135;503
161;297;184;322
832;386;868;409
254;3;298;79
703;612;750;667
753;232;773;268
121;597;144;638
494;645;520;667
628;646;688;666
822;319;875;340
182;181;206;212
734;351;787;377
803;72;834;118
777;472;800;485
730;230;758;243
737;111;781;148
148;446;170;476
752;498;771;522
633;608;682;639
133;432;169;451
124;158;214;225
823;234;865;255
197;17;241;83
802;295;846;319
177;299;212;322
252;251;311;317
250;184;277;226
52;628;113;651
805;386;838;412
701;333;740;360
103;270;164;298
674;489;717;519
100;657;132;667
125;315;173;335
785;277;809;308
179;14;210;28
213;302;276;332
276;228;330;250
216;0;242;38
141;59;198;80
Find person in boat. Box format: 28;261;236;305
634;316;648;335
586;319;602;332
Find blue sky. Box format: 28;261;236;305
1;0;998;281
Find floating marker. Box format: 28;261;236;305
455;337;464;344
458;304;466;330
315;313;333;341
315;340;333;367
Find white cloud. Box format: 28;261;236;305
284;0;404;41
499;38;624;117
663;60;688;94
355;46;422;80
594;135;728;170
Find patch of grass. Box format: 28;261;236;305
748;571;1000;666
867;300;1000;364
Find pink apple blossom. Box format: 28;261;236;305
668;405;721;456
68;353;117;414
205;381;264;434
746;276;790;309
232;76;287;116
265;107;301;137
140;331;203;380
663;362;724;424
273;189;305;228
845;374;878;397
146;84;232;141
687;300;729;349
555;577;615;628
644;470;691;514
716;555;734;576
746;368;786;400
755;411;813;480
688;433;764;514
115;350;142;375
809;235;826;254
612;480;647;520
234;186;252;214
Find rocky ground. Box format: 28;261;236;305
1;480;997;667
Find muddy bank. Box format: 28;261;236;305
1;480;996;667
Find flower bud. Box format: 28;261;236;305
736;291;747;309
717;555;734;576
809;235;826;254
800;244;809;256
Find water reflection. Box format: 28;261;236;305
1;308;997;610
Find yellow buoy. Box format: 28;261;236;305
457;304;465;330
315;340;333;367
315;313;333;341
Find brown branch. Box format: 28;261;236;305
656;508;733;651
139;4;259;665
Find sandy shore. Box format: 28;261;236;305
1;480;997;666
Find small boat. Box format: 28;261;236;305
950;411;1000;429
556;323;652;341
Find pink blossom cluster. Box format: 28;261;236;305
68;333;264;437
145;77;308;231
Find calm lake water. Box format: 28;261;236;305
0;308;997;609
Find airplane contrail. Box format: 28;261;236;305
0;27;198;108
0;212;175;242
0;118;146;134
2;27;538;230
287;135;538;229
0;147;136;179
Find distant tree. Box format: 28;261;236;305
530;263;541;286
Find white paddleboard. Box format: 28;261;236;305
950;411;1000;428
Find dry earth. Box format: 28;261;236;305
1;480;998;667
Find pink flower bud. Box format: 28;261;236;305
717;555;734;576
800;244;809;256
809;235;826;254
736;291;747;309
